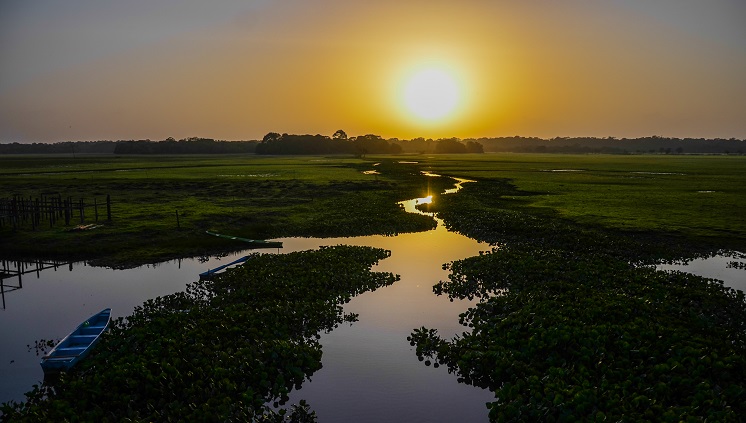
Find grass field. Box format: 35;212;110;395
1;153;743;267
411;154;746;247
0;155;441;266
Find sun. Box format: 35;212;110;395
402;68;460;121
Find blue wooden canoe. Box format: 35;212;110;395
40;308;111;373
199;255;251;279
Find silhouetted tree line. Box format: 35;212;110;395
113;138;257;154
0;141;117;154
255;132;486;155
255;132;403;156
256;133;351;155
390;137;483;154
256;129;401;156
0;138;257;154
469;136;746;154
2;135;743;155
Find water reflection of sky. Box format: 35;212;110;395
274;196;493;422
0;259;211;403
657;254;745;293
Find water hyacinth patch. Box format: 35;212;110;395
409;178;746;422
1;246;397;421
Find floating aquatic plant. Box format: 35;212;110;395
1;246;397;421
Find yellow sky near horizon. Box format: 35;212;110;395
1;1;745;142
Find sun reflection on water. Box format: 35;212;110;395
416;195;433;205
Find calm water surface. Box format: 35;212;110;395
657;254;745;293
277;190;494;422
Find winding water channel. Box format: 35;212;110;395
2;175;743;421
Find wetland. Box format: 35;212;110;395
1;154;745;421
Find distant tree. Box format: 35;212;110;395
435;138;467;154
263;132;281;143
351;134;398;155
256;133;351;155
333;129;348;140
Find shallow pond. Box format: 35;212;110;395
1;177;494;421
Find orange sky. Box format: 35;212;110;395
1;0;745;142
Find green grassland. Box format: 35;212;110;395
411;153;746;249
2;153;744;267
0;155;443;267
1;153;744;266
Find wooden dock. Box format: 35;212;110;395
1;259;72;309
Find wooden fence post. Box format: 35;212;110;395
11;197;18;230
1;194;110;229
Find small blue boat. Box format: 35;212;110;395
199;255;251;279
40;308;111;373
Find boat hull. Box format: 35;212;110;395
205;230;283;248
41;308;111;373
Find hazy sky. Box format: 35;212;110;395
1;0;745;142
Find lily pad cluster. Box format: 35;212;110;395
410;179;746;421
1;245;397;421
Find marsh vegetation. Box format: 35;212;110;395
1;153;745;421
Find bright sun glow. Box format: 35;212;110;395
403;68;460;121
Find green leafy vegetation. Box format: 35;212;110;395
1;246;396;421
410;245;746;421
